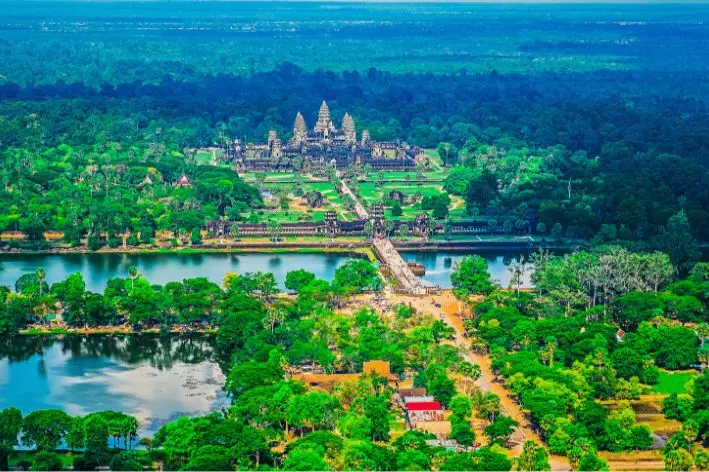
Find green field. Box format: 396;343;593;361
237;155;456;223
652;371;697;395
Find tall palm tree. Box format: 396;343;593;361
35;268;46;298
128;266;139;291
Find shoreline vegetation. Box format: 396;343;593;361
0;237;577;256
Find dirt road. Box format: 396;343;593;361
386;290;571;471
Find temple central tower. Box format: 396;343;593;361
314;100;331;134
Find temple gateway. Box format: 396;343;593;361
226;101;428;172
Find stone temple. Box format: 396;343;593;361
225;101;428;172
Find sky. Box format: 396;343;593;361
14;0;709;3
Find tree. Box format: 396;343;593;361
451;255;496;298
484;415;519;446
0;407;21;469
392;202;403;217
363;220;374;240
285;269;316;293
437;142;459;166
84;414;110;455
433;198;449;219
66;416;86;452
507;256;526;295
654;325;698;369
21;409;72;451
0;407;22;449
268;220;283;243
110;451;143;471
332;259;379;296
395;449;430;471
450;415;476;446
653;211;700;272
514;441;550;471
663;448;694;472
229;223;240;240
283;448;332;471
449;395;473;419
663;393;694;422
364;395;390;442
35;268;46;298
190;227;202;245
185;445;232;471
128;265;139;292
397;224;410;239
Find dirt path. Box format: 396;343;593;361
386;291;570;471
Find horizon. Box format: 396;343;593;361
5;0;709;3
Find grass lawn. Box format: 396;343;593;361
652;371;697;395
194;148;223;165
243;172;302;182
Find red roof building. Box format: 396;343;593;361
174;173;192;188
406;401;442;412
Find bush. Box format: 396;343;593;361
31;452;63;471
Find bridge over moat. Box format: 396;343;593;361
337;173;428;295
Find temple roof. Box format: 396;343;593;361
174;172;192;187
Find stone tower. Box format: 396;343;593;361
342;113;356;144
293;112;307;144
315;101;331;134
361;130;371;146
270;137;283;159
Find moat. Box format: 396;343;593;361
0;335;229;436
0;251;533;291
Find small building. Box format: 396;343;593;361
174;173;192;188
616;329;626;342
425;439;466;451
293;359;397;390
399;387;427;397
138;174;153;187
406;401;444;426
415;421;451;439
403;395;435;404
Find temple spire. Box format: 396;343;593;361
342;112;356;144
314;101;331;134
293;112;307;143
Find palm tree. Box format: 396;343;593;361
264;307;285;334
699;345;709;373
698;323;709;348
128;266;139;291
540;337;558;368
35;268;46;298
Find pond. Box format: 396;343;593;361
0;335;229;436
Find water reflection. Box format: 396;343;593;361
0;252;352;292
400;250;535;288
0;335;228;435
